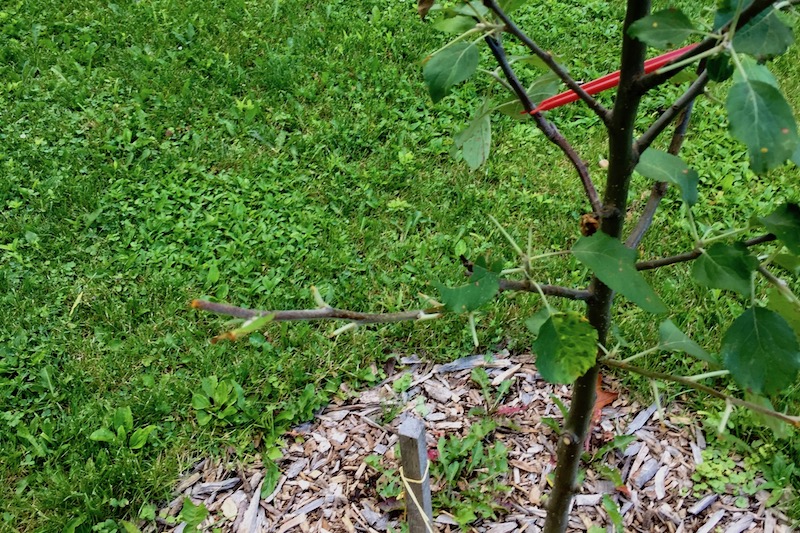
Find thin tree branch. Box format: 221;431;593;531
602;358;800;428
626;100;697;248
483;0;612;126
636;0;777;92
499;280;591;301
634;72;708;157
191;299;442;324
484;35;603;214
635;234;777;271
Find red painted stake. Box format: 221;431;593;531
529;44;698;114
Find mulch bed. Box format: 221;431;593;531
152;351;793;532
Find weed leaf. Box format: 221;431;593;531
726;79;798;173
573;233;667;313
691;242;758;296
261;459;282;497
722;307;800;395
732;8;794;60
628;9;696;49
533;312;597;384
635;149;699;205
434;261;500;313
758;203;800;255
177;498;209;530
89;428;116;444
113;406;134;434
658;320;715;363
128;425;156;450
423;42;480;103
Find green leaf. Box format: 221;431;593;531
177;498;208;530
658;320;715;364
451;1;489;18
635;149;699;205
766;288;800;338
89;428;116;443
128;425;156;450
112;406;134;434
191;393;211;410
758;203;800;254
732;8;794;60
195;410;212;426
726;79;799;173
528;71;561;104
454;100;491;170
261;459;282;497
432;15;476;34
628;9;696;49
212;379;234;407
201;375;218;398
423;42;480;103
707;54;734;82
206;263;220;284
714;0;752;31
572;233;667;313
524;306;553;337
603;494;624;533
434;261;500;313
120;521;143;533
722;307;800;395
773;254;800;276
745;392;791;439
691;242;758;296
62;517;87;533
732;56;778;87
533;312;598;384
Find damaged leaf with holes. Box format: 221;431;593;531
533;312;598;384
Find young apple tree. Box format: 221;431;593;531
195;1;800;530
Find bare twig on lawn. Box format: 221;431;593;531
191;299;442;324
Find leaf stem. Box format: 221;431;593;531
619;345;661;364
685;370;730;382
698;226;749;247
601;358;800;428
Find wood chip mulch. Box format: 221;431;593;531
153;351;794;532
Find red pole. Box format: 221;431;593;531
529;44;698;114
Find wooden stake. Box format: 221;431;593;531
398;416;433;532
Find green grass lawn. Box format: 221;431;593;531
1;0;799;530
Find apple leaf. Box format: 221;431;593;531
628;9;696;49
766;288;800;339
572;233;667;313
635;149;699;205
423;42;480;103
533;311;598;384
434;260;500;313
726;79;798;173
733;8;794;60
455;101;491;170
658;320;715;364
433;16;476;34
773;254;800;277
758;203;800;255
691;242;758;296
721;307;800;395
707;54;734;82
